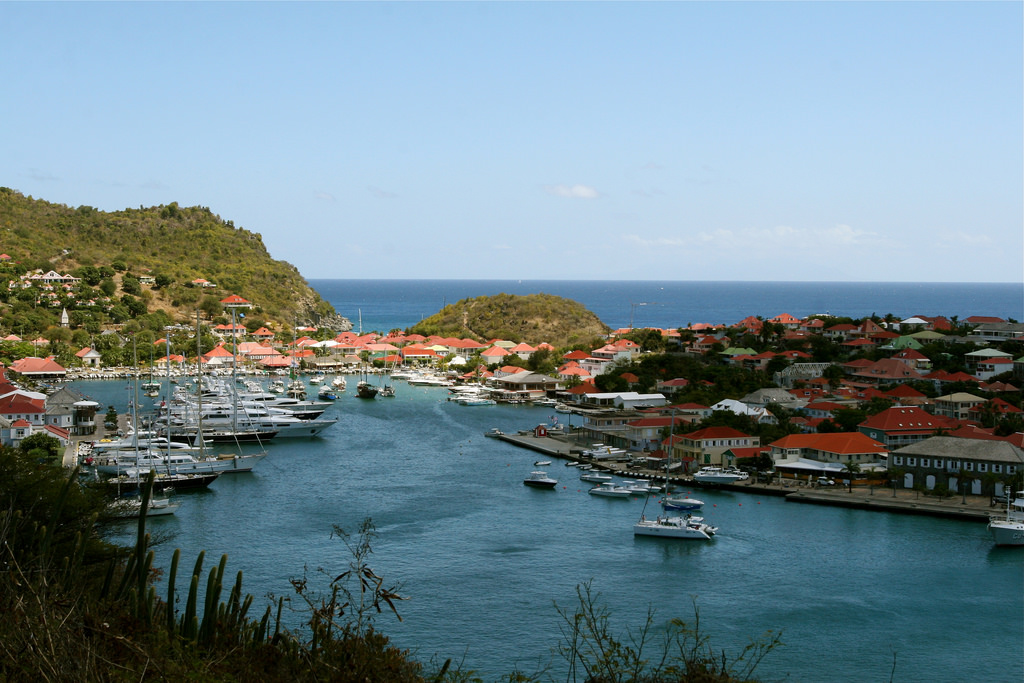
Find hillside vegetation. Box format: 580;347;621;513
408;292;610;347
0;188;340;330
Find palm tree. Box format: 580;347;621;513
956;466;974;504
888;466;906;497
841;460;862;493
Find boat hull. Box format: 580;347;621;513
94;453;267;476
101;472;221;491
634;516;716;540
588;486;632;498
988;520;1024;546
524;470;558;488
662;498;705;511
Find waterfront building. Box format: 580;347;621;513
576;409;641;449
490;371;562;400
672;426;760;469
7;356;67;380
769;432;888;473
890;436;1024;496
42;385;89;432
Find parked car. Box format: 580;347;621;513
817;477;836;486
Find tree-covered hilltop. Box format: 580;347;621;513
0;187;344;331
408;292;611;348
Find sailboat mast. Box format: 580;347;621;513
196;309;205;455
165;331;172;462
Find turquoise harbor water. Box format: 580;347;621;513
83;378;1023;683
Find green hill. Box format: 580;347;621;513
408;292;610;348
0;188;343;332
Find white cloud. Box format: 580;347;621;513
544;184;600;199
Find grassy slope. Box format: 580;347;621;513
0;188;334;327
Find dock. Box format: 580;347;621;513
494;430;997;523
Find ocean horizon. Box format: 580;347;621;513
309;279;1024;335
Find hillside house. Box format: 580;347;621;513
933;392;986;421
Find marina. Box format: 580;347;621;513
76;375;1023;683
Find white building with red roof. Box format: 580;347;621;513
771;432;887;463
0;391;48;426
75;346;103;368
480;346;511;362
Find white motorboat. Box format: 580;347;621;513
407;374;454;387
483;428;504;438
989;490;1024;547
634;514;717;540
165;402;338;438
92;432;202;455
621;479;661;493
692;466;749;484
534;460;552;466
458;397;496;406
588;482;633;498
579;471;613;483
662;495;705;512
523;470;558;489
583;444;629;461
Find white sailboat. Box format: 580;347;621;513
634;410;716;540
634;513;718;540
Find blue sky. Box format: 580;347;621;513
2;1;1021;282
